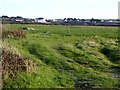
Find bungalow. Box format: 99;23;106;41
35;17;46;23
15;18;23;22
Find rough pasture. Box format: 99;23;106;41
2;24;120;88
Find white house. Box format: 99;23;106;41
35;18;46;23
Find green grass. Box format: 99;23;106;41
2;24;120;88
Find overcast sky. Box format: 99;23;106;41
0;0;120;19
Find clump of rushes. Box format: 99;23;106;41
2;30;26;38
2;48;35;79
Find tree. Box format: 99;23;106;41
2;15;9;18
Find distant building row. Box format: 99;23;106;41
1;15;120;26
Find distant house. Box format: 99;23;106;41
15;18;23;22
35;17;46;23
22;18;35;23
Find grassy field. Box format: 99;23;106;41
2;24;120;88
